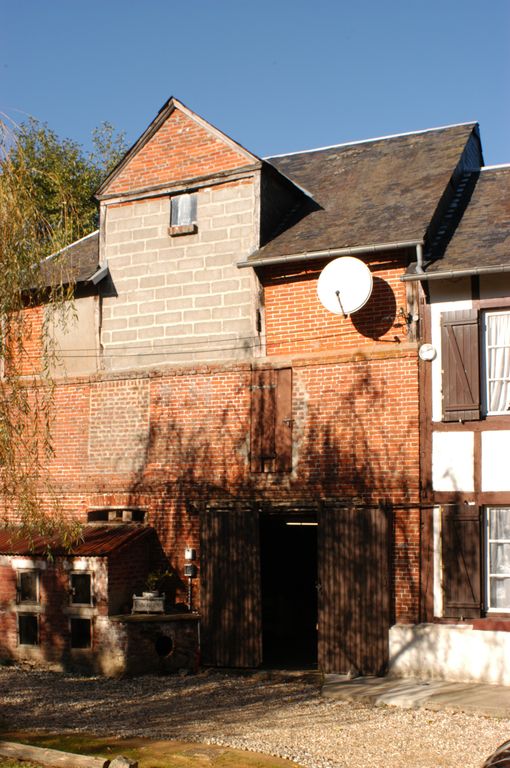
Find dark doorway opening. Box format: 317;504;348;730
260;514;318;668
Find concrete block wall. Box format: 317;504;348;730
101;179;261;371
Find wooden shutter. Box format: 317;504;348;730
318;504;391;675
250;368;292;473
200;506;262;667
441;309;480;421
442;505;482;618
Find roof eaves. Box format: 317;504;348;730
96;98;179;196
239;239;423;269
401;263;510;282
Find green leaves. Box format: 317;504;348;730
0;116;125;541
8;117;126;243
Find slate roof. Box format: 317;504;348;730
0;524;153;557
38;230;100;288
419;167;510;278
245;123;478;265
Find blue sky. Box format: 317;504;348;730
1;0;508;164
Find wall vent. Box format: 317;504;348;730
87;508;146;524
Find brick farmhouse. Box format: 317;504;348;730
1;98;509;681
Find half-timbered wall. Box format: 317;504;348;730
424;275;510;626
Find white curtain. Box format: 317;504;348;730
487;313;510;413
488;507;510;609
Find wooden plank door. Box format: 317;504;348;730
200;506;262;667
318;504;391;675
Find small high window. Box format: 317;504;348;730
70;573;92;605
70;617;92;649
17;571;39;604
18;613;39;645
169;193;197;235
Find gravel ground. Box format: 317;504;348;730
0;666;509;768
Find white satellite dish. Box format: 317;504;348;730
317;256;373;317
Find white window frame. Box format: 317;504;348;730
485;506;510;613
482;310;510;416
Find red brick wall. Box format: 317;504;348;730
261;254;410;356
4;305;44;377
105;108;251;195
5;342;419;622
0;565;17;655
108;530;166;613
3;252;421;629
394;508;421;623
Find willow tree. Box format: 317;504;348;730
0;117;125;540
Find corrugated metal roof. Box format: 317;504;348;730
0;524;154;557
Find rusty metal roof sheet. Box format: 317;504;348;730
0;524;154;557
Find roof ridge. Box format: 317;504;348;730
482;163;510;171
265;121;478;160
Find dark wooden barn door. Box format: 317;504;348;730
200;506;262;667
318;504;391;675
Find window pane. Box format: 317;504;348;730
71;574;91;605
19;572;38;602
19;614;38;645
70;618;91;649
490;543;510;574
490;577;510;609
171;194;196;226
486;313;510;413
489;507;510;539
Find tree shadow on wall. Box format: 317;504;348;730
116;358;421;627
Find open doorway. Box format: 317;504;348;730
260;514;318;668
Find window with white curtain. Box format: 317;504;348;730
486;506;510;611
484;311;510;414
